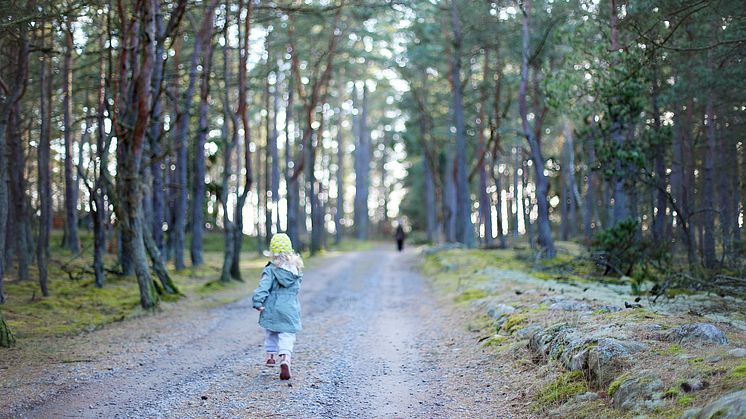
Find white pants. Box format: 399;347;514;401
264;329;295;357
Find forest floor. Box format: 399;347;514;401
2;244;745;418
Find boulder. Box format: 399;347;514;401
611;372;664;412
586;338;647;386
691;390;746;419
665;323;728;346
487;303;516;320
515;325;542;339
549;299;593;312
727;348;746;358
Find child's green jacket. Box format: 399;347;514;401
252;263;303;333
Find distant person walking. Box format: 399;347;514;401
395;224;406;252
252;233;304;380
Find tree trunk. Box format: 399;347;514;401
519;0;555;257
62;25;80;254
335;122;344;244
354;85;370;240
149;6;167;260
444;150;457;243
271;80;281;234
449;0;470;246
113;0;160;309
584;127;597;242
701;97;717;267
7;103;30;281
173;0;218;271
191;19;216;267
37;35;51;296
0;311;14;347
513;148;520;243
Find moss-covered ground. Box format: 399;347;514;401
421;244;746;418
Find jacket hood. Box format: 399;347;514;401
272;264;302;287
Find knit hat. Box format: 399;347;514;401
270;233;294;254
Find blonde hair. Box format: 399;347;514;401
271;252;304;272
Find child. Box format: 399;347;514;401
252;233;304;380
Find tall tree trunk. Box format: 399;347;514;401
37;30;52;296
230;0;255;281
513;148;520;243
609;0;629;224
701;97;717;267
335;122;344;244
449;0;470;246
444;151;457;242
113;0;160;309
63;25;80;254
476;49;492;246
7;103;30;281
519;0;555;257
173;0;218;271
191;20;216;267
651;72;667;242
354;85;370;240
271;80;281;233
584;127;598;242
149;6;167;260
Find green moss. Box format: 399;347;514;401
608;372;632;397
482;334;509;348
454;288;489;303
689;357;705;364
535;370;588;408
665;344;683;355
664;385;681;399
502;313;529;334
728;360;746;379
676;395;694;406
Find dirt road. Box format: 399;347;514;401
10;248;515;418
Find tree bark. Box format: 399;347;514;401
519;0;555;257
701;97;717;267
191;17;216;267
37;28;51;296
335;121;344;244
0;311;14;347
173;0;218;271
449;0;471;246
62;24;80;254
354;85;370;240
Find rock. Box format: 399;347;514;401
705;355;721;363
487;304;516;320
587;338;647;386
612;373;664;412
680;379;709;393
727;348;746;358
665;323;728;346
595;305;622;313
528;324;571;356
549;299;593;312
515;325;542;339
693;389;746;419
571;392;599;402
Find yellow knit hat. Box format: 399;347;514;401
269;233;294;254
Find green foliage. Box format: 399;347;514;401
591;219;672;292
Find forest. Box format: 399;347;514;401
0;0;744;352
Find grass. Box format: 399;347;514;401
0;230;366;345
536;370;589;408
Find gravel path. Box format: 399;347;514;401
11;248;517;418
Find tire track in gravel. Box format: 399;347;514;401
16;248;515;418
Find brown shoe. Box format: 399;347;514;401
279;354;291;380
264;352;277;367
